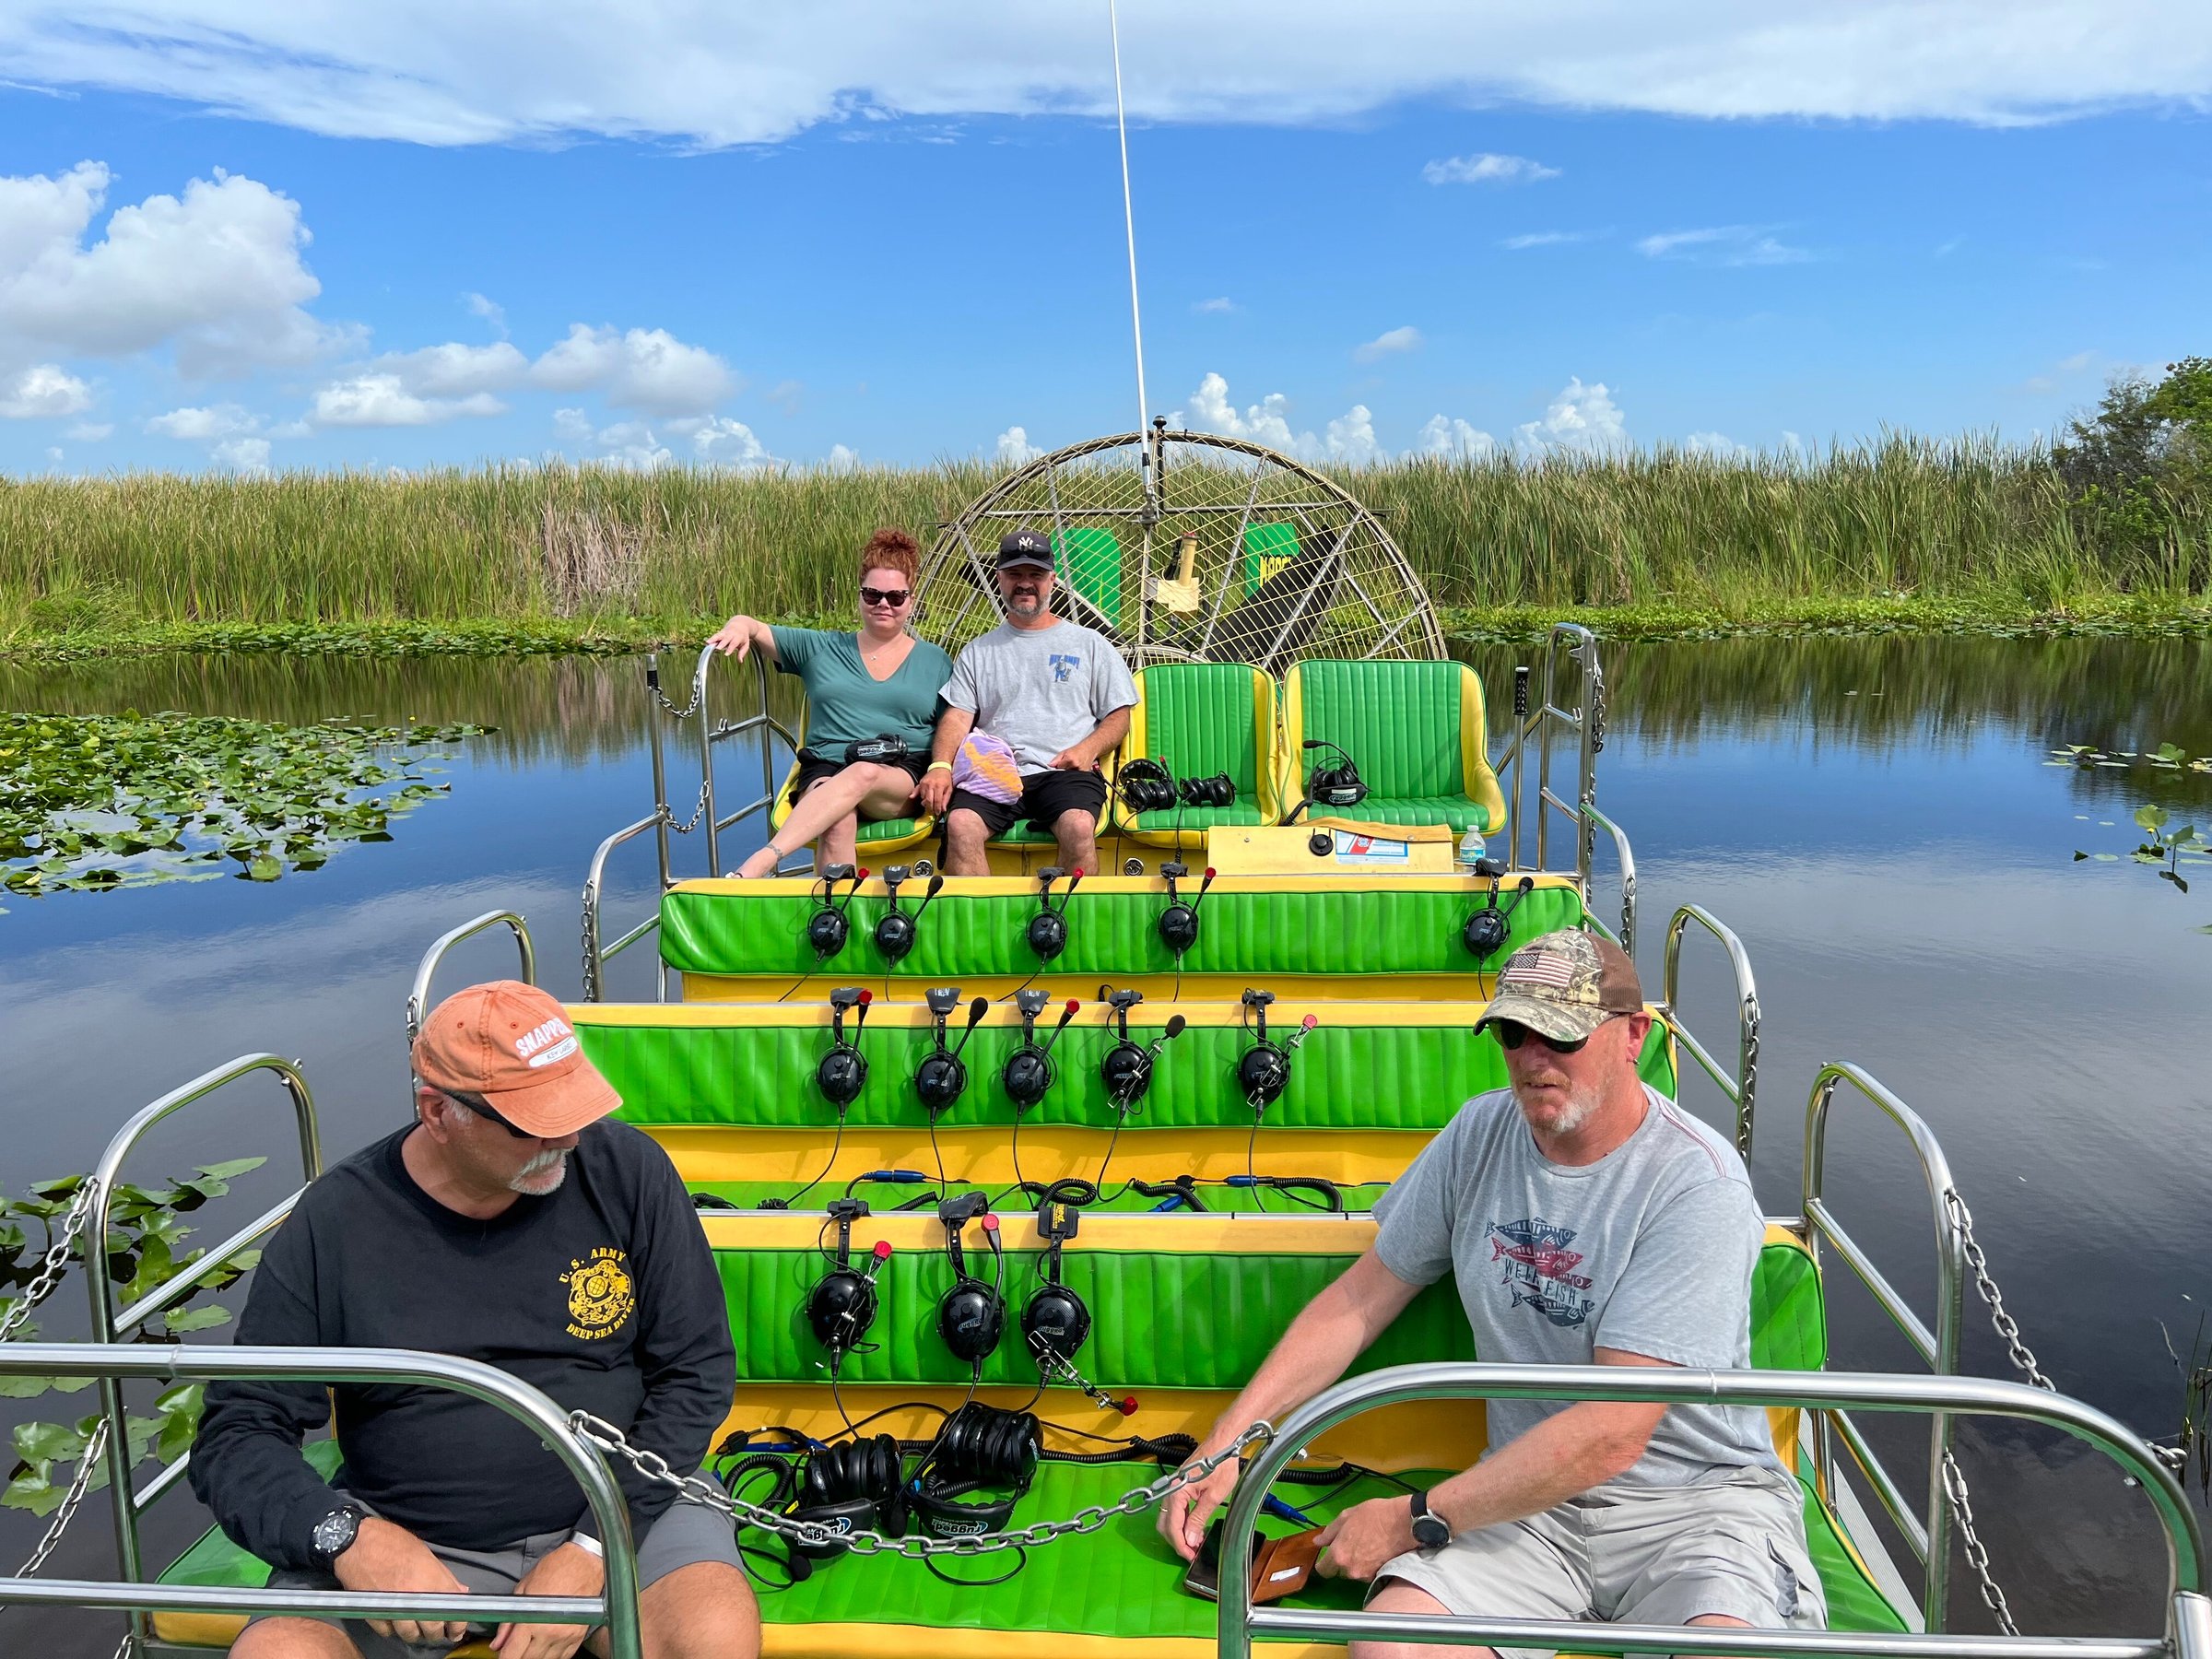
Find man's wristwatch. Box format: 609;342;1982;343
1407;1488;1451;1550
308;1502;367;1568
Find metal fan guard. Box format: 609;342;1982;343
916;429;1443;669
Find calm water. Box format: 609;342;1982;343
4;635;2208;1645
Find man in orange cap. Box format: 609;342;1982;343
192;980;753;1659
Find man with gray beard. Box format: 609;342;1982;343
191;980;752;1659
1161;930;1823;1658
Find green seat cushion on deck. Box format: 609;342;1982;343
855;816;924;845
658;882;1589;982
1314;794;1490;832
592;1017;1677;1132
1289;659;1503;836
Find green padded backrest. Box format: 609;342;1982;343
1298;660;1465;797
708;1236;1819;1388
1136;663;1261;793
1053;526;1122;629
659;881;1590;981
589;1014;1677;1131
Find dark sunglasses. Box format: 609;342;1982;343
1491;1016;1616;1055
858;586;912;607
445;1090;535;1139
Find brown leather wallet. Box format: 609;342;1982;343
1249;1526;1324;1604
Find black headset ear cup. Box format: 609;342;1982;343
817;1045;868;1107
1464;907;1510;959
1239;1042;1290;1108
1021;1282;1091;1360
875;909;916;963
938;1279;1006;1363
1002;1046;1053;1109
806;1268;877;1355
808;907;851;958
1026;909;1068;961
1119;759;1176;814
1100;1039;1153;1107
916;1050;968;1112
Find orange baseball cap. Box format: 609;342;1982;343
412;980;621;1138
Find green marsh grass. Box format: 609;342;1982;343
3;440;2206;637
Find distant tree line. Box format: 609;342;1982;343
2054;357;2211;557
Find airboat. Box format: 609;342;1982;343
3;426;2204;1659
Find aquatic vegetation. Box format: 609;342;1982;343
0;711;488;898
2;439;2206;641
2;1159;264;1513
2057;742;2212;903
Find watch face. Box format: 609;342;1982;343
312;1506;361;1560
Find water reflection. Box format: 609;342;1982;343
2;632;2206;1643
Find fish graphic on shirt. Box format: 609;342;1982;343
1491;1218;1597;1326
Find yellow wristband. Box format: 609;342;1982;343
926;760;953;773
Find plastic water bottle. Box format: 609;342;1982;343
1457;827;1487;869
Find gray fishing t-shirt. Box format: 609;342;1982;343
941;619;1138;772
1373;1084;1778;1487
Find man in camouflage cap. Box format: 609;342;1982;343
1166;928;1825;1655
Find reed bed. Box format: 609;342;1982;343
3;439;2205;633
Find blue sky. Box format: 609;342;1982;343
0;1;2206;475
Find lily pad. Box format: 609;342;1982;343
0;711;490;900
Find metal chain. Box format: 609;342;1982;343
666;782;711;837
1940;1449;2020;1636
579;881;602;1004
650;673;703;722
569;1411;1271;1559
1944;1189;2053;1392
1933;1185;2049;1638
12;1418;110;1581
0;1182;98;1343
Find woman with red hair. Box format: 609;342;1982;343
710;528;954;877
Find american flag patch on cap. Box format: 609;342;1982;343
1505;947;1578;989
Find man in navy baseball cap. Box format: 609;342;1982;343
995;527;1054;571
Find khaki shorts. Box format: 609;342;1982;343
1371;1467;1826;1659
253;1484;741;1659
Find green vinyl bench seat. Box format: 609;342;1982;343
154;1224;1908;1651
1283;659;1507;837
1113;663;1288;850
657;873;1591;994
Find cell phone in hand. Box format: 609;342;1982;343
1182;1518;1262;1602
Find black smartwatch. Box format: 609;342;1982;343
1407;1488;1451;1550
308;1502;367;1568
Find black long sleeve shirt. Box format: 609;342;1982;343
189;1120;734;1571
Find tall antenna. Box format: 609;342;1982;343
1108;0;1150;452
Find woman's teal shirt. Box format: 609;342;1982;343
768;627;955;754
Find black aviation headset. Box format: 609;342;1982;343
805;1198;892;1368
1285;739;1366;824
1002;990;1080;1112
1464;873;1535;962
1156;861;1217;959
916;987;988;1113
781;1433;908;1576
1098;986;1187;1113
815;986;872;1109
1238;987;1317;1114
905;1401;1041;1547
873;866;945;969
935;1193;1006;1369
1026;866;1086;963
1018;1200;1133;1416
1117;758;1234;817
805;864;867;963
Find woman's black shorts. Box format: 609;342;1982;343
791;748;930;802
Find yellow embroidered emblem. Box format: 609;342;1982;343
562;1247;634;1340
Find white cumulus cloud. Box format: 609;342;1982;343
0;160;340;378
0;363;92;418
995;425;1043;465
1352;324;1422;364
376;340;530;397
1515;377;1628;455
531;324;736;417
310;372;503;427
1683;429;1747;458
1176;373;1391;465
146;402;259;440
1423;152;1560;185
1415;415;1497;460
212;435;271;474
825;443;860;471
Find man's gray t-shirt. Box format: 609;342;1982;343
1373;1084;1778;1487
941;619;1138;772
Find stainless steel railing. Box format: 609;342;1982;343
1657;902;1762;1157
406;910;535;1041
0;1345;643;1659
1217;1363;2204;1659
1494;622;1606;879
1802;1062;1973;1625
580;645;798;1001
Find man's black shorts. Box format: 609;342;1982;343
948;769;1110;838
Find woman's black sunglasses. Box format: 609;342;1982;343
859;586;912;607
445;1090;535;1139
